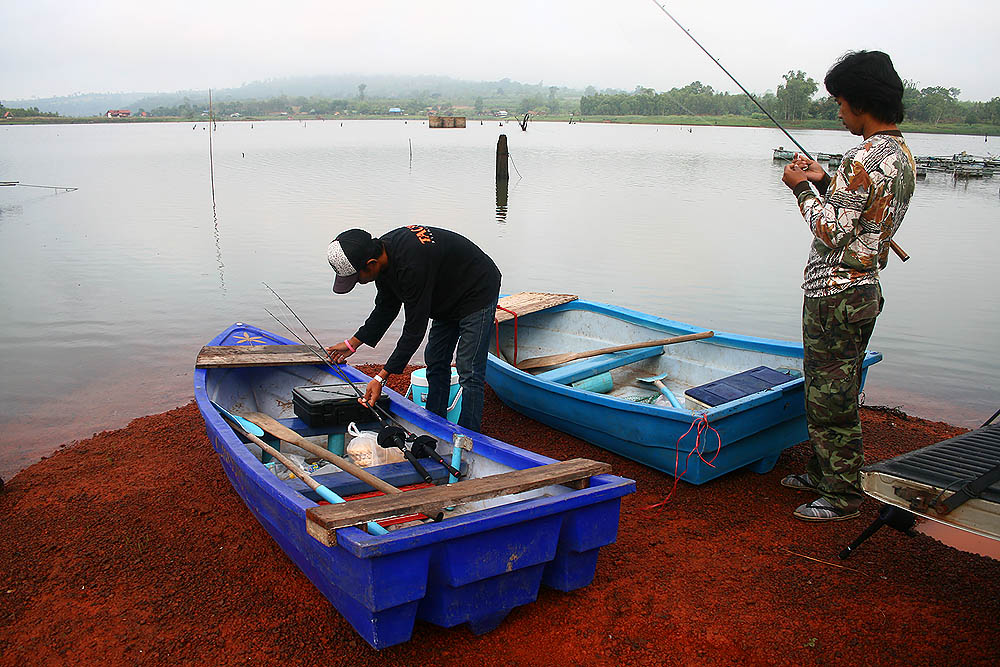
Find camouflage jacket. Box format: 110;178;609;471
793;132;916;297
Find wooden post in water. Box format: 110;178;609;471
496;134;509;181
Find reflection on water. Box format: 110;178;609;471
495;179;508;222
0;120;998;478
212;202;225;292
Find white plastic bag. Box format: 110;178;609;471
346;422;405;467
269;452;340;480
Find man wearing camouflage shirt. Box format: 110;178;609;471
780;51;916;522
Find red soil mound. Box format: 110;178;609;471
1;370;997;666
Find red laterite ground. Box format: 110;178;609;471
1;365;997;666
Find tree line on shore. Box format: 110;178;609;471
4;72;997;126
580;72;1000;126
0;102;59;118
105;76;1000;127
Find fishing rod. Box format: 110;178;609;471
260;304;379;412
649;0;810;157
1;181;78;192
648;0;909;262
261;293;461;482
259;288;397;427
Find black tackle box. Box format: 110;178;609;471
292;382;390;427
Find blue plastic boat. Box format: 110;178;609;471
194;323;635;649
487;299;882;484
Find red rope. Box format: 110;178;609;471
494;305;519;364
645;413;722;509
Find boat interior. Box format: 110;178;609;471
495;307;804;409
205;360;584;522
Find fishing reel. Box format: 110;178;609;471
410;434;464;479
376;425;463;483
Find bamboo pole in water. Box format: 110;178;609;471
208;89;216;202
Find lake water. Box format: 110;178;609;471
1;119;997;479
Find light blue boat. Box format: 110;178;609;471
487;299;882;484
195;322;634;649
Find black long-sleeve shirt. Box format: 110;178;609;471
354;226;501;374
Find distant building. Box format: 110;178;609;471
494;110;508;117
388;107;403;114
106;109;131;118
428;115;467;129
229;113;241;118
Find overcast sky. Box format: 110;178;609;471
3;0;998;102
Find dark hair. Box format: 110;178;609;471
354;236;383;268
824;50;905;124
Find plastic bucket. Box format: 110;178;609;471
406;367;463;423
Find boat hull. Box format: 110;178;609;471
487;300;881;484
195;323;634;649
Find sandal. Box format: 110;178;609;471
793;498;860;522
781;473;818;492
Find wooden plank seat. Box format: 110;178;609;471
533;346;664;385
495;292;578;323
196;344;327;368
306;458;612;545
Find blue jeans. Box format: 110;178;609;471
423;297;498;432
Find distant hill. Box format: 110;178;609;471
8;75;587;117
4;92;159;117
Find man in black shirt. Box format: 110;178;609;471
326;225;501;433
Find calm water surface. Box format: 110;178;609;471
1;120;997;478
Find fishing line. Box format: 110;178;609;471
508;153;523;179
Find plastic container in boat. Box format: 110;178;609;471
406;367;462;423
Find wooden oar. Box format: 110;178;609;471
516;331;715;371
215;409;388;535
241;412;402;496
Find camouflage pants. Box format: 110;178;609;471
802;285;882;511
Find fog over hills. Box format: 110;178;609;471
7;74;590;117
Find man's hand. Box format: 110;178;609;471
792;154;827;182
361;378;383;407
325;339;356;364
781;162;809;190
